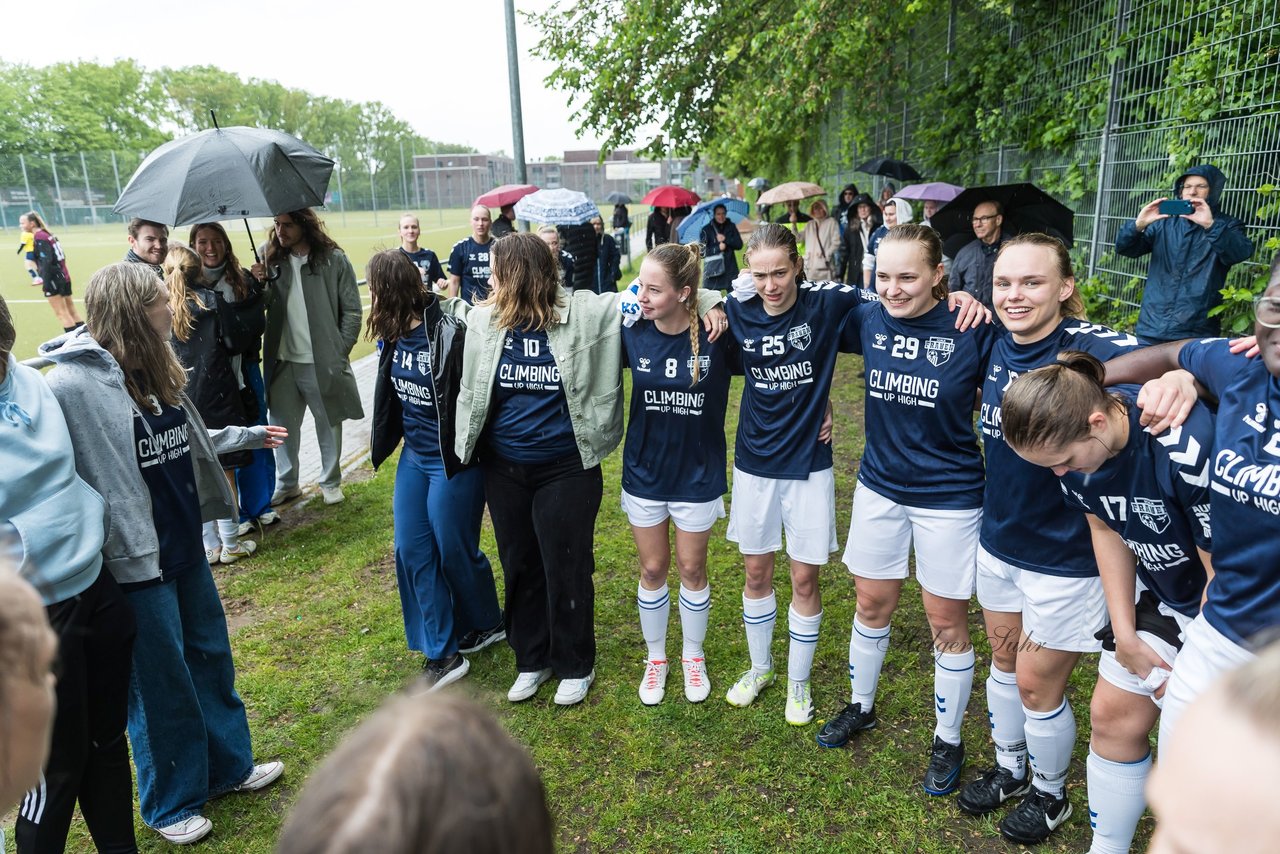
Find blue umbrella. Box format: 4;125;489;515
677;197;750;244
513;188;600;225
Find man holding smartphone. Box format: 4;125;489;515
1115;164;1254;344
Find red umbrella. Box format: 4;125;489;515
474;184;539;207
640;185;702;208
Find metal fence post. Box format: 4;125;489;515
49;155;66;227
334;158;347;227
80;151;97;224
110;151;123;221
1087;0;1130;283
20;154;33;216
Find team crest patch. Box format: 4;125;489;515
787;323;812;351
416;350;431;376
687;354;712;381
925;336;954;367
1132;497;1170;534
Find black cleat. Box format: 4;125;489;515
458;617;507;654
922;737;965;795
998;788;1073;845
956;766;1032;815
815;702;877;748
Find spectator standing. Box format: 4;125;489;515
559;221;598;292
646;207;671;250
700;203;743;292
774;200;811;235
802;200;840;281
1114;164;1254;344
951;200;1010;327
834;184;860;230
20;212;82;333
447;205;495;304
491;204;517;239
399;214;447;290
259;209;364;507
590;215;622;293
613;202;631;248
863;197;913;289
123;218;168;278
538;226;575;287
838;193;881;283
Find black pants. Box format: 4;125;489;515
16;570;138;854
483;454;602;679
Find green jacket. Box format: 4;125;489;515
443;287;722;469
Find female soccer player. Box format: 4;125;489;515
1002;351;1214;854
622;243;734;704
956;233;1142;846
816;224;995;799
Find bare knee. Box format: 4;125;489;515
674;558;707;591
854;591;897;626
743;556;774;597
639;561;669;590
1090;684;1156;759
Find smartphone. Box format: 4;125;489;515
1158;199;1194;216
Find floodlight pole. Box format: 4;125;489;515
504;0;529;229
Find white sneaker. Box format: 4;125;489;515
785;679;814;726
155;815;212;845
507;668;553;702
219;540;257;564
235;760;284;792
554;670;596;705
236;520;254;538
638;659;668;705
204;546;221;565
682;657;711;703
270;485;302;506
725;666;775;707
321;485;345;505
258;509;281;525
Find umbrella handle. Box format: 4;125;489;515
243;218;262;265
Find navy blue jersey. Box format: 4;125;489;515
979;320;1142;576
133;401;202;582
621;320;731;503
841;299;996;509
1179;338;1280;644
390;324;440;457
400;247;445;285
448;237;494;304
486;329;576;464
1060;394;1213;618
726;281;867;479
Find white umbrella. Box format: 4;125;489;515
513;188;600;225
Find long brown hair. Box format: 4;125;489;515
164;243;206;344
1001;350;1128;453
20;210;48;232
365;250;431;343
266;208;340;272
996;233;1086;319
85;263;188;408
879;223;949;300
481;232;564;332
645;242;704;386
189;222;249;300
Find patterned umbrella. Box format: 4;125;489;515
513;188;600;225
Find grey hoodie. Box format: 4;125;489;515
37;328;268;586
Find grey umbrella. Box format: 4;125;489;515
113;120;334;262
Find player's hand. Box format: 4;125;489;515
1185;197;1215;230
1136;369;1198;433
1115;635;1173;698
1135;198;1169;231
818;400;834;444
947;289;992;330
704;306;729;342
1229;335;1259;358
262;425;288;449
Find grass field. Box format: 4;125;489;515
4;347;1153;853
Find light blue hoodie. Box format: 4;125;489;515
0;353;107;605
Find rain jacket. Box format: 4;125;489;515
1115;164;1254;342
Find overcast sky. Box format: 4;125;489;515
6;0;625;159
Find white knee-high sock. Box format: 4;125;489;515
987;665;1027;779
742;591;777;674
678;583;710;658
637;582;670;661
934;648;975;746
1086;748;1151;854
1024;698;1076;797
217;517;240;550
202;521;220;551
787;606;822;683
849;616;890;710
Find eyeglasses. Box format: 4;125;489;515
971;214;999;224
1256;296;1280;329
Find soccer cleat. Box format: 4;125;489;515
725;667;775;707
638;659;669;705
815;702;877;748
458;618;507;654
155;815;213;845
999;787;1073;844
507;668;553;702
956;766;1033;816
219;540;257;564
922;736;965;795
682;657;711;703
785;679;814;725
235;761;285;792
419;653;470;693
554;670;596;705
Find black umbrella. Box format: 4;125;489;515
931;183;1076;256
113;113;334;263
855;158;922;181
606;191;632;204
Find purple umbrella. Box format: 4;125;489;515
896;182;965;203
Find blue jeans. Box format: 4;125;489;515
236;361;276;521
125;564;253;828
393;447;501;659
